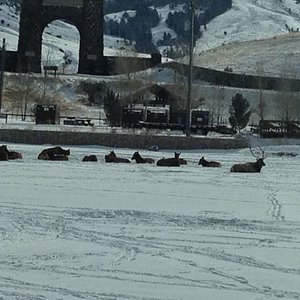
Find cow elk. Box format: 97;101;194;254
131;151;155;164
198;156;221;168
38;146;70;161
157;152;181;167
105;151;130;163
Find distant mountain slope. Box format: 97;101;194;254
195;0;300;53
194;32;300;78
191;0;300;78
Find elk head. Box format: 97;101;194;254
250;146;267;169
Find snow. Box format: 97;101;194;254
0;141;300;299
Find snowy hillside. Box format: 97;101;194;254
192;0;300;78
196;0;300;53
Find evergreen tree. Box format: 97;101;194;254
103;90;122;127
229;93;251;131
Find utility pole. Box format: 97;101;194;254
0;38;6;114
186;1;195;137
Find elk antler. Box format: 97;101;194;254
250;147;266;159
249;147;259;159
258;146;267;159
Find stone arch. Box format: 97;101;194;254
17;0;104;75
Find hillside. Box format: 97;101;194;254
194;32;300;78
192;0;300;78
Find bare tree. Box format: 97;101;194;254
215;85;227;125
4;74;37;119
204;86;227;126
277;58;298;121
37;48;61;105
255;60;266;121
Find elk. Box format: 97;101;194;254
157;152;181;167
38;146;70;161
1;145;23;160
131;151;155;164
230;147;266;173
82;154;98;162
105;151;130;163
198;156;221;168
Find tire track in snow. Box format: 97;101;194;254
1;204;300;299
267;188;283;221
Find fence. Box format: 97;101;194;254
0;113;106;126
258;120;300;138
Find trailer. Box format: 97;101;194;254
121;104;235;135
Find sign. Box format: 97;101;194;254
43;0;83;7
43;65;58;71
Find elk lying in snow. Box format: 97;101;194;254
230;147;266;173
105;151;130;163
131;151;155;164
198;156;221;167
0;145;23;160
38;146;70;161
82;154;98;162
157;152;181;167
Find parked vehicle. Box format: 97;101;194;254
63;117;94;126
121;104;235;135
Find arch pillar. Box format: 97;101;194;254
17;0;104;75
78;0;104;74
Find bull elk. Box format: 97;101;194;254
230;147;266;173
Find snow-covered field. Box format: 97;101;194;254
0;142;300;299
